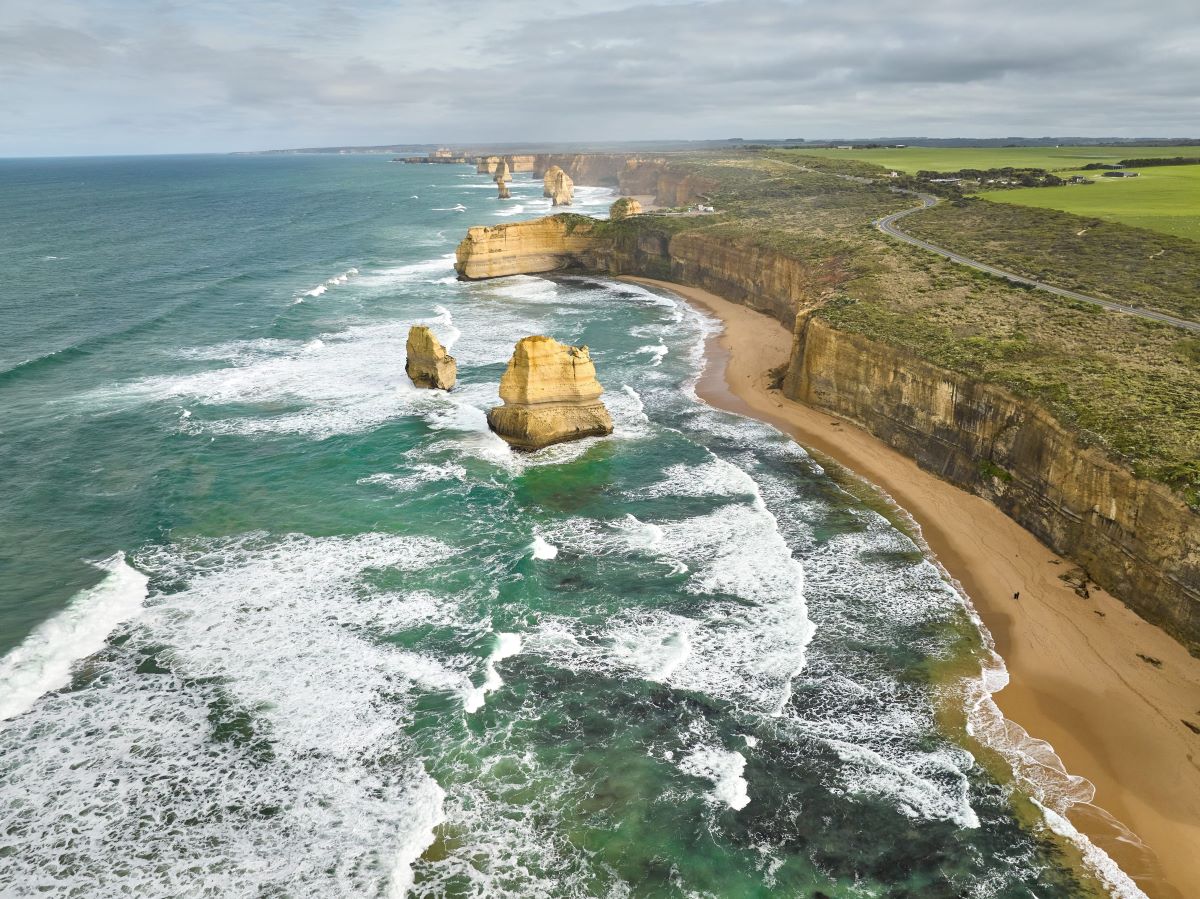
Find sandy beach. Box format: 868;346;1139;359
624;276;1200;899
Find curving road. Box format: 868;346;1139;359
875;192;1200;333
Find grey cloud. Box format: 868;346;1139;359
0;0;1197;155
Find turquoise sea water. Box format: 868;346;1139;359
0;156;1121;896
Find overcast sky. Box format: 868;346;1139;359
2;0;1197;156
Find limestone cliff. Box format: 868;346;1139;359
530;154;713;207
543;166;574;206
405;325;456;390
609;197;643;221
783;316;1200;649
455;210;1200;648
455;217;604;280
487;336;613;450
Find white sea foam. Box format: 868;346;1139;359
358;461;468;494
0;553;148;722
529;454;814;718
0;533;463;896
1033;801;1149;899
429;304;461;350
302;266;358;298
637;342;669;366
464;632;523;713
94;320;437;438
829;738;979;828
531;536;559;560
679;747;750;810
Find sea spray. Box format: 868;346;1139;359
0;553;148;722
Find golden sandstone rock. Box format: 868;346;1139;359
495;159;512;199
405;325;456;390
487;336;613;450
455;217;600;280
609;197;643;221
542;166;574;206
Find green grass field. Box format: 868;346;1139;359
785;145;1200;241
786;144;1200;173
976;165;1200;241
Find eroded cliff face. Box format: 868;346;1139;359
454;217;605;280
454;211;1200;649
784;316;1200;650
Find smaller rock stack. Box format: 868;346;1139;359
494;159;512;200
487;336;613;450
542;166;574;206
405;325;456;390
608;197;643;221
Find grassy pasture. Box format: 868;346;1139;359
784;144;1200;174
978;165;1200;241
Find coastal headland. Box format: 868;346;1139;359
454;151;1200;897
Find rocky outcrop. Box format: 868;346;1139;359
543;166;574;206
495;160;512;199
609;197;643;221
487;336;613;450
455;207;1200;648
455;217;605;280
783;315;1200;651
405;325;456;390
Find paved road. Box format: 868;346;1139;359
875;192;1200;334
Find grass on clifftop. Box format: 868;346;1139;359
900;199;1200;322
614;152;1200;502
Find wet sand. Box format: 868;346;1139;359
624;275;1200;899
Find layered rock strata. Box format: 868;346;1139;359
405;325;456;390
456;210;1200;648
543;166;574;206
487;336;613;450
455;217;605;280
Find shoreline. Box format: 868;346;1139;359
622;275;1200;899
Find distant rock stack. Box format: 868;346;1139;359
405;325;456;390
487;336;613;450
495;159;512;199
542;166;574;206
609;197;643;221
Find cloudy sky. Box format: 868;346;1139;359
2;0;1197;156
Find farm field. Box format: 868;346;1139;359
978;164;1200;241
786;144;1200;173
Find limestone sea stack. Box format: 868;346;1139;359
609;197;643;221
405;325;456;390
487;336;613;450
495;159;512;199
542;166;574;206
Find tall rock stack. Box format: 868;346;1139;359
495;159;512;199
405;325;457;390
542;166;574;206
486;336;613;450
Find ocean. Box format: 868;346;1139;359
0;155;1128;896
